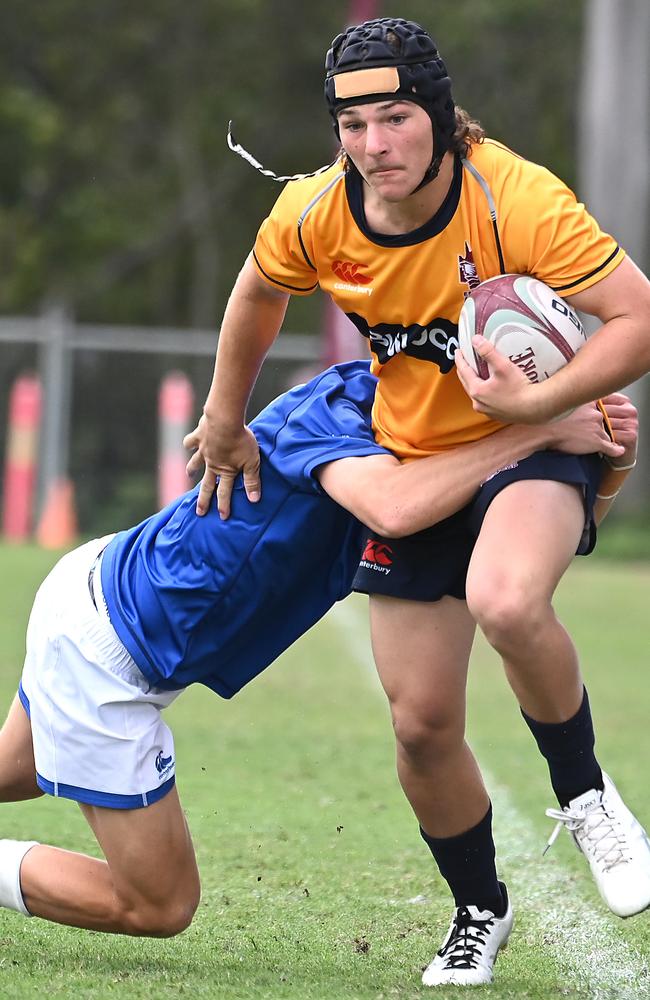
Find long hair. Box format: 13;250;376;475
449;106;485;158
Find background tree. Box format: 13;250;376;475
3;0;647;534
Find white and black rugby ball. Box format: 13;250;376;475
458;274;587;382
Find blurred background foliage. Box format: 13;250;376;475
0;0;584;327
2;0;648;541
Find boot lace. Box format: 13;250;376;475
437;907;494;969
544;799;631;871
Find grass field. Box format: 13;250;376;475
0;544;649;999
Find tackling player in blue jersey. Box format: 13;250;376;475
0;360;631;938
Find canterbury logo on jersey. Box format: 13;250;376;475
347;312;460;371
332;260;373;284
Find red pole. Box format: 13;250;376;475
158;372;194;507
348;0;380;22
323;0;381;366
2;375;42;541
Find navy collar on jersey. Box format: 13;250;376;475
345;153;462;247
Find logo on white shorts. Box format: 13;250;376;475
155;750;174;780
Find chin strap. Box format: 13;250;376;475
227;122;343;183
411;153;444;193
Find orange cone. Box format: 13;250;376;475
36;477;78;549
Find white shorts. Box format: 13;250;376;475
19;536;182;809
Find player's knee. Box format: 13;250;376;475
391;704;463;763
155;897;199;938
120;885;200;938
468;578;547;650
123;897;198;938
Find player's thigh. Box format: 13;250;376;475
369;594;475;715
81;785;200;911
0;694;42;799
467;479;585;606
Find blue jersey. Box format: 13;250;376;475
100;361;388;698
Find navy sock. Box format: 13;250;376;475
521;687;603;808
420;804;505;916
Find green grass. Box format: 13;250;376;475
593;513;650;562
0;544;649;998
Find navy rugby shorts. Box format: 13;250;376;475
352;450;602;602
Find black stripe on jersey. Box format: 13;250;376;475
550;247;622;292
297;225;315;270
252;251;318;293
345;156;463;247
491;218;506;274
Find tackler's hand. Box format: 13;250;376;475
184;415;261;519
455;336;547;424
599;393;639;468
545;402;625;460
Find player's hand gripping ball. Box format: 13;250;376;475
458;274;587;382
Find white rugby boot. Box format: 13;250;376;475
545;772;650;917
421;884;513;987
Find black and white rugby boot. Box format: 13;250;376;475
421;883;513;986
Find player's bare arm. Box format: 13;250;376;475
184;257;289;517
317;401;623;537
456;256;650;424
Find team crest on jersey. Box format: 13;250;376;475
458;242;480;296
346;312;459;371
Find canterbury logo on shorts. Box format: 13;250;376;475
361;540;393;567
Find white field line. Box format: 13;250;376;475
328;597;650;1000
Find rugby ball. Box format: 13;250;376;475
458;274;587;382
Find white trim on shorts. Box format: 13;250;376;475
19;536;182;809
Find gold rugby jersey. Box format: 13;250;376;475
253;139;624;459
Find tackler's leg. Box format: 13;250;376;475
0;669;200;934
0;537;201;934
0;695;44;917
19;785;201;935
0;694;43;802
